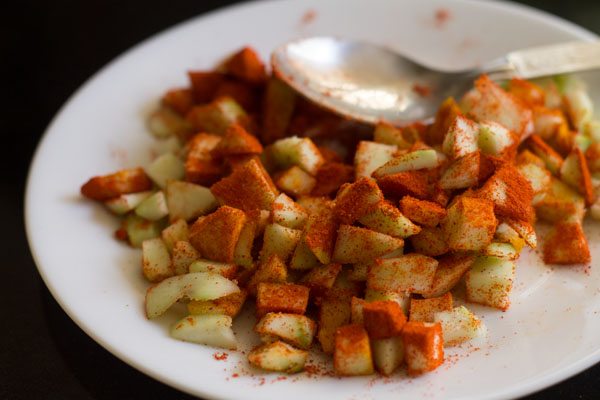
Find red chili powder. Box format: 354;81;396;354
434;8;451;28
300;9;317;25
213;352;229;361
412;84;431;97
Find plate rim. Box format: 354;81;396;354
24;0;599;399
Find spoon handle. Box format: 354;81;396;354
483;41;600;80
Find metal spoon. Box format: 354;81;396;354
271;37;600;125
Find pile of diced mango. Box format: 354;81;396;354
81;46;598;377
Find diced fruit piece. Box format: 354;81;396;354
475;164;534;222
376;170;432;200
373;122;412;148
272;193;308;229
367;254;438;294
534;177;585;223
371;337;404;376
506;78;545;107
350;297;367;324
290;238;321;270
318;297;352;353
358;201;421;238
461;75;533;138
334;324;374;376
296;196;331;215
439;150;493;190
532;106;565;140
442;115;479;159
171;314;237;350
300;263;342;298
268;136;324;175
211;158;278;211
224;47;267;85
427;97;462;144
494;222;521;244
146;153;185;189
527;134;564;174
354;141;398;179
553;123;575;155
161;88;194;116
543;222;590;265
166;180;217;222
187;71;225;103
135;191;169;221
275;166;317;196
260;223;302;263
334;178;383;224
189;260;237;279
248;255;288;295
312;162;354;196
105;191;152;215
189;206;246;262
145;272;240;318
442;197;497;251
399;196;447;227
563;79;593;130
148;107;193;139
478;120;517;156
434;306;485;346
81;167;153;201
122;214;163;248
503;219;535;249
422;253;475;298
184;133;223;185
483;242;518;260
409;293;453;322
409;227;449;257
142;238;173;282
328;269;361;300
210;123;262;158
248;341;307;374
233;211;259;269
333;225;404;264
304;202;337;264
365;288;410;315
560;148;595;206
362;301;407;339
262;78;297;143
188;290;247;318
465;256;515;311
348;262;369;282
402;321;444;376
214;80;258;112
516;162;552;195
256;283;310;317
586;142;600;172
172;241;200;275
373;149;443;178
161;219;189;252
186;96;248;135
256;313;317;349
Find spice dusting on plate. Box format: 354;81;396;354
213;352;229;361
434;8;451;29
300;9;317;26
412;84;431;97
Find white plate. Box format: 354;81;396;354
25;0;600;399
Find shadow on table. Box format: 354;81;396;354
41;286;198;400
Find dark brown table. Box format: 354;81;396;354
4;0;600;398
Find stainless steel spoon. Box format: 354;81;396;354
271;37;600;125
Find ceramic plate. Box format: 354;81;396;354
25;0;600;399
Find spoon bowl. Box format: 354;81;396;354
272;37;600;125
